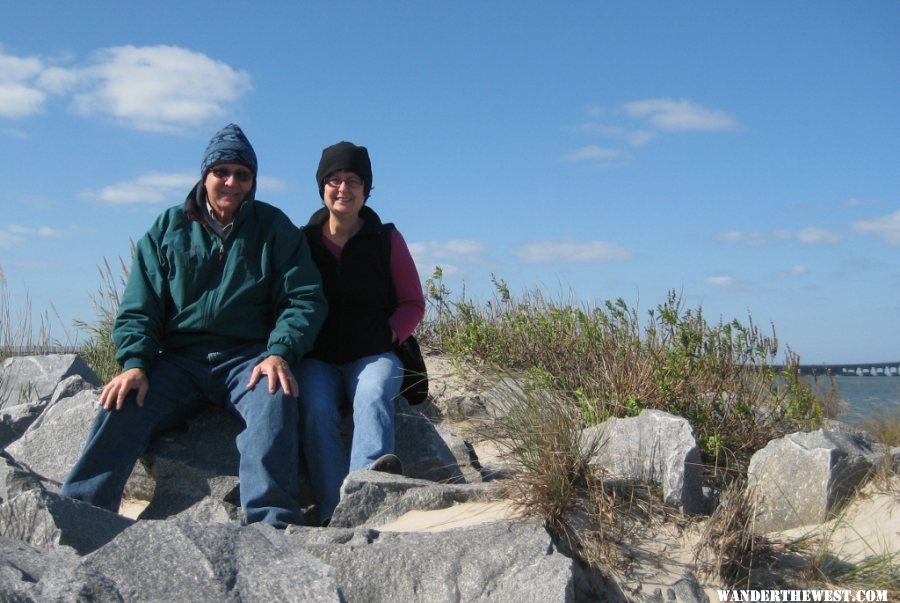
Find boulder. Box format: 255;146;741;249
0;534;79;601
291;520;596;603
0;489;133;555
0;451;43;504
581;409;705;514
139;407;243;523
395;397;481;483
443;376;525;422
4;389;154;501
747;429;879;533
0;356;99;450
0;355;99;410
330;470;494;528
37;519;340;602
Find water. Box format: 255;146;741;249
809;374;900;426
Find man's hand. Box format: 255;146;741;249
247;355;298;397
99;367;149;411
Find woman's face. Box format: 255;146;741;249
323;170;365;218
204;163;254;224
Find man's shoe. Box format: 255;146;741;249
369;453;403;475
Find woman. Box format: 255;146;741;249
298;141;425;525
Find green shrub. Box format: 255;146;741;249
424;269;832;480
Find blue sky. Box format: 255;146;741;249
1;1;897;364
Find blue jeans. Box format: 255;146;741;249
297;352;403;523
60;343;304;528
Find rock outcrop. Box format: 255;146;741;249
0;353;892;602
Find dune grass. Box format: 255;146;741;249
421;268;899;590
423;269;833;482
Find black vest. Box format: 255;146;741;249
303;206;395;364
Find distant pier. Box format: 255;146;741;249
794;362;900;377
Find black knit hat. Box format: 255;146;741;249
316;141;373;199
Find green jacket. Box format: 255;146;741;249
114;190;326;371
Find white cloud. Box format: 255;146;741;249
624;98;737;131
0;230;24;248
705;275;734;287
796;227;842;244
257;176;288;194
578;123;654;146
715;228;840;246
852;210;900;246
409;240;487;262
714;230;791;245
571;98;737;168
0;53;44;81
72;45;252;132
0;82;47;118
407;240;488;277
0;224;64;247
0;46;252;132
0;52;50;117
777;264;809;278
562;145;631;167
82;171;196;205
511;239;634;263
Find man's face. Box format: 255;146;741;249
205;163;254;223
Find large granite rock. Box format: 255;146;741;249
0;354;99;411
581;409;705;514
4;389;154;500
290;520;602;603
747;429;879;533
37;519;340;602
331;470;493;528
0;489;133;555
0;355;99;450
395;397;481;484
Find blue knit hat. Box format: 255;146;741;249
201;123;258;178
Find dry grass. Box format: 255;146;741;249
476;371;666;572
695;477;783;588
424;271;835;487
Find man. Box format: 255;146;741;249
61;124;326;528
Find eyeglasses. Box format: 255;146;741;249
324;176;363;189
210;167;254;183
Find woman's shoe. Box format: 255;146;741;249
369;453;403;475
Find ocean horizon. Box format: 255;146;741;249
808;374;900;426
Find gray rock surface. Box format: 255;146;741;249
395;397;480;484
293;520;585;603
38;519;340;602
582;409;705;514
1;353;889;602
0;489;133;555
0;354;98;411
747;428;878;533
331;470;494;528
0;355;99;450
3;389;154;500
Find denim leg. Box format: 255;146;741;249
346;353;403;472
221;346;304;528
60;353;207;512
296;358;349;523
